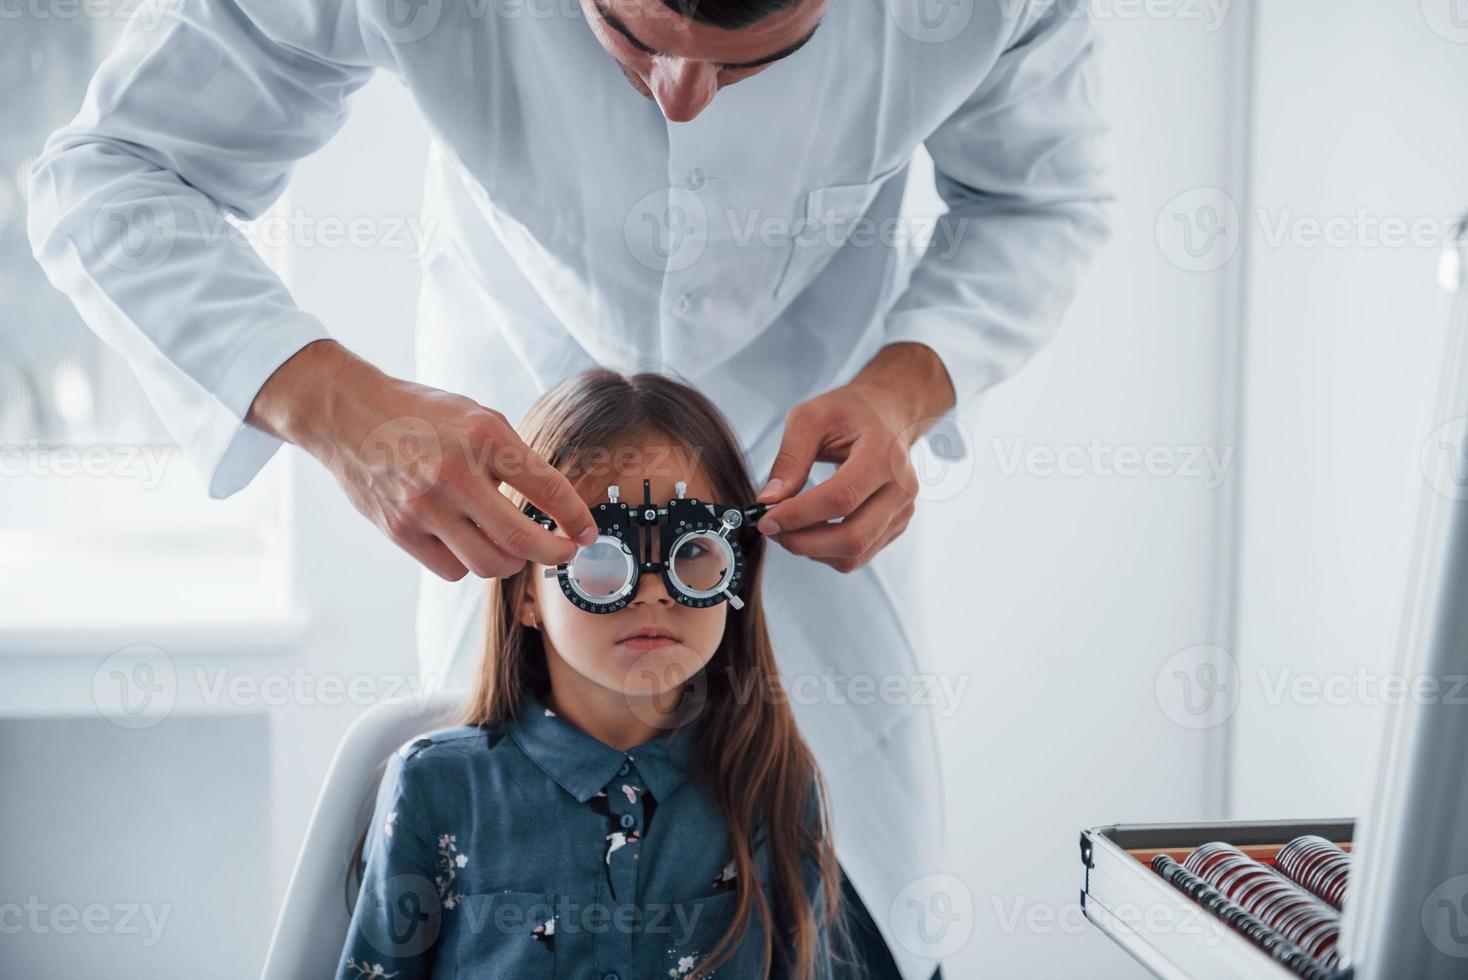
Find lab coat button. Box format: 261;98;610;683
685;168;706;190
676;290;699;314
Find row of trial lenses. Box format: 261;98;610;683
1150;855;1335;980
1182;842;1342;970
1274;835;1349;911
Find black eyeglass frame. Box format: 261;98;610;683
525;478;771;614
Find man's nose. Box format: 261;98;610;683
648;58;718;122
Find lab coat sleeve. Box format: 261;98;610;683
26;0;377;498
882;1;1114;435
336;747;443;980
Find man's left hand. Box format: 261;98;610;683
754;342;956;573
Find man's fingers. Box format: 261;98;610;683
400;533;471;582
437;515;527;580
759;436;886;536
757;405;824;504
454;479;579;567
770;481;909;562
492;432;598;547
821;505;914;574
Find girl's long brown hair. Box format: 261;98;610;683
464;369;852;980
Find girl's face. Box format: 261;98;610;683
519;437;730;710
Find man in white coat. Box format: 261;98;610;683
28;0;1111;975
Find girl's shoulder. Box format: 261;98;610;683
391;721;513;771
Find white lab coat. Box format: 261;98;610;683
27;2;1111;976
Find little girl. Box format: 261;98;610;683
336;370;849;980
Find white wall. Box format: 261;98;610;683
918;6;1249;977
1230;0;1468;819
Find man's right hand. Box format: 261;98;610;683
246;339;598;581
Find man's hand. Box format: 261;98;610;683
754;342;957;573
247;339;599;581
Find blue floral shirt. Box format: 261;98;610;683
336;691;831;980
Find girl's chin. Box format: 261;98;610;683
611;650;706;696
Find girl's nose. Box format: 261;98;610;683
631;564;675;606
647;58;718;123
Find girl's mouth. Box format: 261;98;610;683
617;635;680;652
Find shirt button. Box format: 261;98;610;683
619;813;635;829
603;974;621;980
685;168;706;190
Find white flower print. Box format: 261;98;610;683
434;833;468;910
711;858;737;890
344;956;398;978
668;952;701;976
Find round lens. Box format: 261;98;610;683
567;538;633;601
669;530;733;596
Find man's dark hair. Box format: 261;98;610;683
658;0;803;30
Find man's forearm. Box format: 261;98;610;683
849;341;958;440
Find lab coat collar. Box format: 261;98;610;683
511;689;699;804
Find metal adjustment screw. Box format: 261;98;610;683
607;485;620;504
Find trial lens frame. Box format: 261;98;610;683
526;478;771;614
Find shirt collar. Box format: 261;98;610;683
510;690;699;803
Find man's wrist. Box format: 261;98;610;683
246;338;374;452
849;342;957;438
